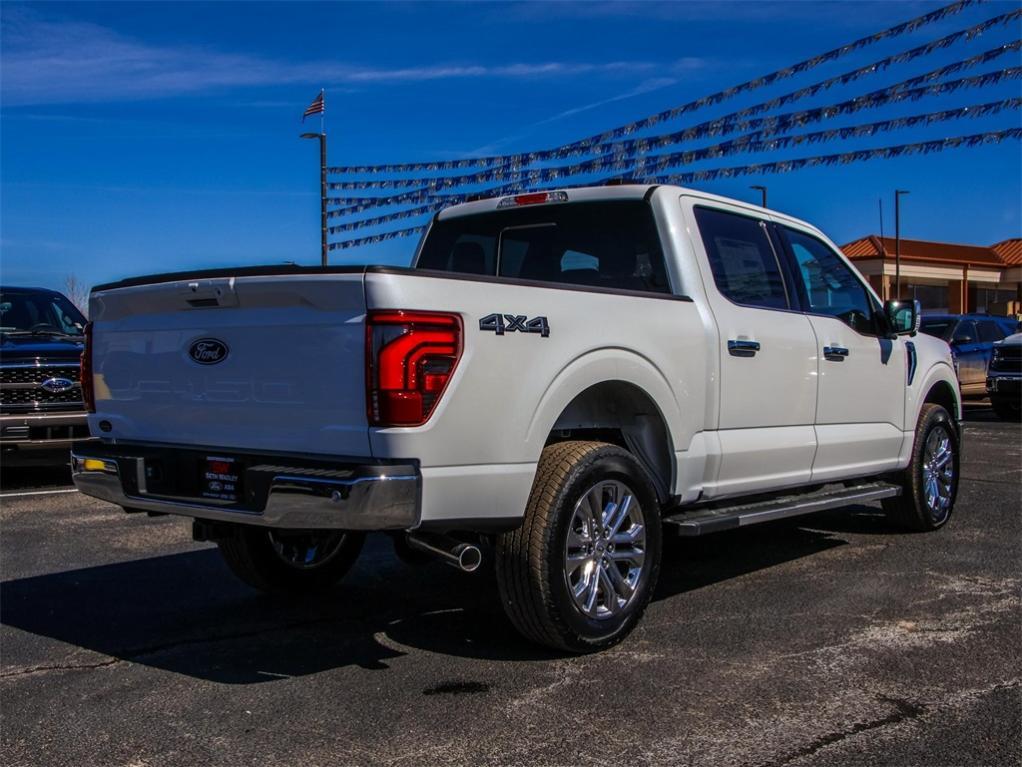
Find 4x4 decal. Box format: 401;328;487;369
479;313;550;338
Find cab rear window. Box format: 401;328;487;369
415;200;670;294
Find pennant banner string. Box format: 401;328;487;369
326;64;1022;213
328;35;1022;192
328;127;1022;250
329;1;993;175
328;225;429;251
327;99;1021;234
639;127;1021;184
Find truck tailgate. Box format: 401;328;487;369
89;273;370;457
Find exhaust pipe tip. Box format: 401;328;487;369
406;532;482;573
454;543;482;573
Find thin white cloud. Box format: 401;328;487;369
497;76;680;143
531;57;708;127
0;10;663;106
462;58;713;155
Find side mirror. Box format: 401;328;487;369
884;299;920;336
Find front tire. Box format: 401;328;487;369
882;403;959;531
217;526;365;593
496;441;662;653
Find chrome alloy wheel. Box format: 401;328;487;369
563;480;647;620
922;425;955;523
267;530;348;570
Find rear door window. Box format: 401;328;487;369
995;318;1020;336
416;200;670;293
953;320;978;344
978;320;1005;343
692;206;789;310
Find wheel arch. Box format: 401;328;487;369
913;362;961;427
526;350;689;503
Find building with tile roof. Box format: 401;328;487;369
841;235;1022;316
992;239;1022;266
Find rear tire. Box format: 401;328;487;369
882;403;959;531
217;526;364;593
990;395;1021;421
496;441;662;653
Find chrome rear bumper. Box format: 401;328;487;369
71;443;419;530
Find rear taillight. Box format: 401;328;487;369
81;321;95;413
366;310;462;427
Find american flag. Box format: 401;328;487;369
303;91;325;121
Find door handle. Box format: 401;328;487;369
728;339;761;357
823;345;850;361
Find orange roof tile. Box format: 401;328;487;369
841;235;885;259
841;235;1015;267
992;238;1022;266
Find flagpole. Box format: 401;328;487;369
301;90;328;266
319;89;327;266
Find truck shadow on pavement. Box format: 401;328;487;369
1;519;859;684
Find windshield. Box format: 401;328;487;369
0;291;86;336
919;318;954;341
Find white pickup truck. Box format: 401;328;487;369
72;185;962;652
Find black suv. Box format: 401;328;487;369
1;287;91;465
918;313;1020;398
987;332;1021;421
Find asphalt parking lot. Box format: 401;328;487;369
1;405;1019;767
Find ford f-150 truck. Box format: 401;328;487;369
72;185;961;652
986;332;1021;420
2;286;91;464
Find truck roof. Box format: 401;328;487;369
437;184;826;239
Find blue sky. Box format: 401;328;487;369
2;0;1020;293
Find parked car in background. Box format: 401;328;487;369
986;332;1021;421
919;314;1019;398
1;286;91;466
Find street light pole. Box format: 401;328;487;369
894;189;909;299
301;131;328;266
750;185;767;208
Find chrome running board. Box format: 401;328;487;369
663;481;901;537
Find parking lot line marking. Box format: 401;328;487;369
0;489;79;498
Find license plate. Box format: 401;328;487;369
201;456;242;502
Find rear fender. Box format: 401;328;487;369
526;349;692;486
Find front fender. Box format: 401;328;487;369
911;360;961;424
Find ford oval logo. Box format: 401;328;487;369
188;338;229;365
40;377;75;393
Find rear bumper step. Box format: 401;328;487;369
663;481;901;536
71;442;420;531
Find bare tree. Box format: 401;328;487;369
64;274;90;317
